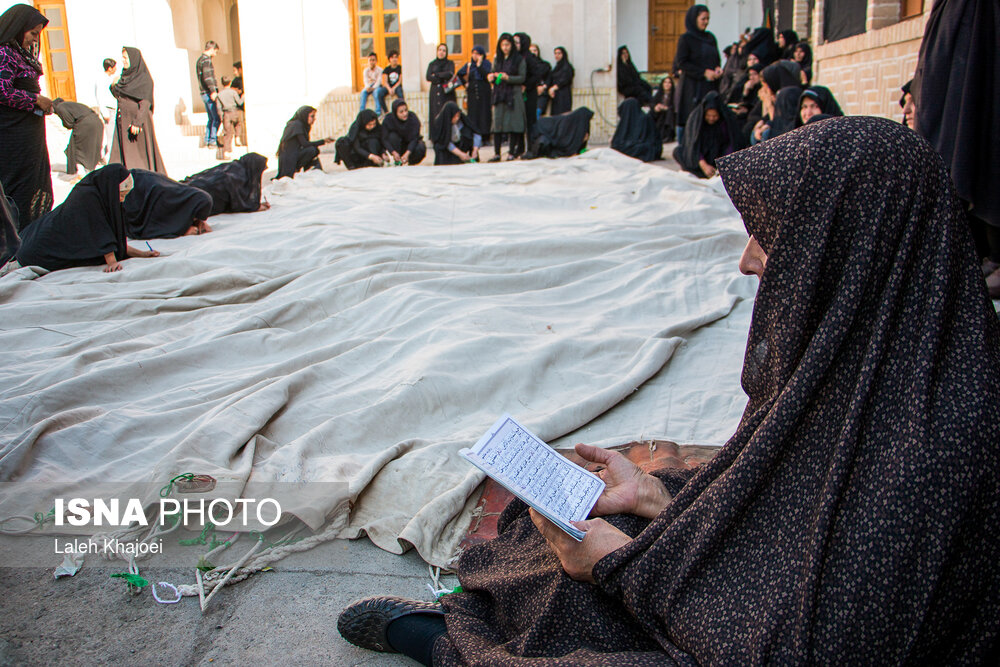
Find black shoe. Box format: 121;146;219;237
488;155;502;163
337;596;443;653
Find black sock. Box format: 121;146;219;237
386;613;447;667
511;133;524;156
494;133;504;155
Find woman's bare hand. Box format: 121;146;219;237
575;443;672;519
530;510;630;583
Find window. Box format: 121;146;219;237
823;0;866;42
900;0;923;19
350;0;401;90
438;0;496;66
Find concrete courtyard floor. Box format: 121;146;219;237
2;122;680;666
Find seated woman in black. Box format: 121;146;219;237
338;116;1000;667
650;76;676;142
673;90;742;177
745;62;801;144
181;153;270;216
615;46;652;107
430;101;481;165
275;106;331;179
610;98;660;162
761;86;804;141
381;99;427;166
334;109;387;170
124;169;213;238
795;85;844;127
5;164;159;274
526;107;593;159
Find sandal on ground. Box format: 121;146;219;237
337;596;443;653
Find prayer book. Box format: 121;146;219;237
460;414;605;541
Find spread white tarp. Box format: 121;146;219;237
0;149;756;567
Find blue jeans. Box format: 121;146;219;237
360;87;389;114
202;92;221;145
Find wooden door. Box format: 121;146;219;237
349;0;401;91
648;0;692;72
35;0;76;101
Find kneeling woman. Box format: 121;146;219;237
335;109;387;169
181;153;270;216
381;100;427;166
4;165;159;274
276;106;332;179
338;117;1000;665
124;169;213;238
431;101;481;165
673;90;742;178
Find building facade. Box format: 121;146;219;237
784;0;929;118
6;0;767;152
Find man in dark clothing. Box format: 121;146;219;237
196;40;221;148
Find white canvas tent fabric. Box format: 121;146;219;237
0;149;756;567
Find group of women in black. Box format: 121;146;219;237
325;34;581;171
612;4;842;179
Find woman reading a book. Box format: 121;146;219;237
338;117;1000;665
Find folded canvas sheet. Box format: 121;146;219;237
0;149;757;567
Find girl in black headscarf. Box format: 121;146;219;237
673;90;742;177
181;153;270;216
457;45;492;141
381;99;427;166
673;5;721;145
796;85;843;127
744;62;802;144
615;45;652;106
276;106;330;178
743;26;780;67
109;47;166;175
339;115;1000;667
488;33;526;161
0;4;53;231
527;107;593;159
123;169;213;238
334;109;386;170
899;79;916;130
11;165;160;273
777;29;799;59
761;86;803;140
611;97;661;162
793;42;813;84
514;32;545;141
426;43;456;125
650;76;676;142
542;46;574;116
431;101;480;165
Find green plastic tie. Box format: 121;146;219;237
110;572;150;592
159;473;195;498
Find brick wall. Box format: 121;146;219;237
813;10;928;119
